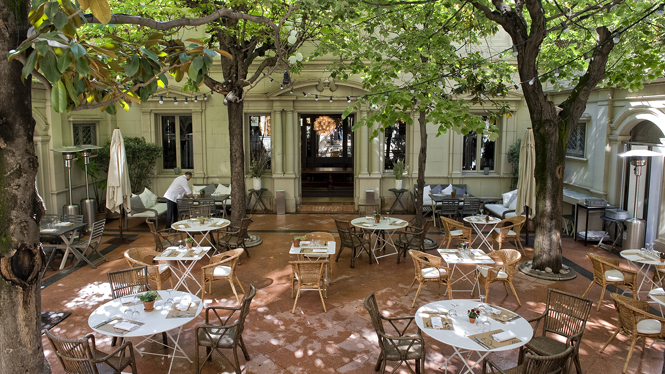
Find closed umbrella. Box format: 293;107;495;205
106;128;132;242
516;128;536;245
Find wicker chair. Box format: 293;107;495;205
305;231;335;242
490;216;526;253
124;248;173;290
201;248;245;302
146;218;180;252
405;250;452;308
439;216;472;249
290;260;329;313
582;253;637;311
475;249;522;306
333;217;372;268
484;346;573;374
395;219;434;264
45;329;137;374
195;284;256;374
364;292;425;374
217;217;252;257
190;205;212;218
519;289;592;374
601;293;665;373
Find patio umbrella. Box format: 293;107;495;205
106;128;132;242
516;128;536;245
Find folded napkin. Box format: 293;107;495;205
651;289;665;296
40;228;56;233
178;224;187;229
390;220;405;226
114;321;139;331
430;316;444;329
300;241;311;245
177;298;192;311
55;222;71;226
492;330;517;342
311;249;328;253
193;248;204;255
489;307;501;315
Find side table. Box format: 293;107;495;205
598;215;625;253
574;203;616;246
247;188;268;213
388;188;409;214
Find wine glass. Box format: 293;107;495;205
477;314;491;332
479;295;487;311
165;289;174;307
177;239;184;251
449;303;458;318
131;302;141;321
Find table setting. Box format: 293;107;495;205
463;214;502;251
350;216;408;263
438;246;494;296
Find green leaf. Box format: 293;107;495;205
74;57;90;76
40;50;62;83
140;48;159;62
70;43;86;58
22;50;39;78
32;0;48;8
179;53;188;63
157;73;168;87
34;41;49;55
188;56;204;80
125;56;140;77
53;12;69;29
51;80;68;113
57;49;73;72
203;49;217;58
63;76;80;106
44;1;59;20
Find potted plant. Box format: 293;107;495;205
197;216;206;225
199;189;206;198
485;215;491;223
185;238;194;249
293;236;306;248
374;213;381;223
456;242;464;250
393;159;405;190
451;188;457;198
137;291;159;312
248;152;269;191
660;252;665;263
468;308;480;323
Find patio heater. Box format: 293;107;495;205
79;144;101;230
51;146;84;217
618;149;662;249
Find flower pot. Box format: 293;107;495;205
660;258;664;263
469;317;476;324
451;192;456;198
253;177;262;191
200;190;205;198
293;239;300;248
143;301;155;312
374;217;381;224
186;242;193;249
395;179;403;190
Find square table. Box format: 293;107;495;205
172;217;230;249
40;222;91;272
438;248;495;296
289;240;336;260
155;246;212;295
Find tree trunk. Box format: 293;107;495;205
227;99;247;226
0;1;50;373
414;110;428;227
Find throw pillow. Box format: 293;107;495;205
431;184;443;195
455;187;467;196
130;195;145;211
502;189;517;207
213;184;231;195
141;188;158;208
422;185;432;205
204;183;216;196
508;192;518;210
192;185;207;194
442;184;454;195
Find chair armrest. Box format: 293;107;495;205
202;255;236;271
482;358;510;374
501;210;515;219
204;305;241;324
527;310;548;334
92;341;135;363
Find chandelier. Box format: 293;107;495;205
313;116;336;136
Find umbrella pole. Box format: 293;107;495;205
525;206;529;246
120;207;124;242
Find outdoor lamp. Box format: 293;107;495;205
79;145;101;229
51;146;84;216
283;70;291;86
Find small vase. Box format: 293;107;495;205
143;301;155;312
293;240;300;248
451;192;456;198
375;217;381;224
200;191;205;198
469;317;476;324
660;258;664;263
253;177;262;190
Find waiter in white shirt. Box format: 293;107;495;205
164;172;194;227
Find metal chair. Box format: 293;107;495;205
395;219;434;264
201;248;245;302
490;216;526;253
195;285;256;374
364;292;425;374
45;329;137;374
177;198;194;220
124;248;173;290
439;216;472;249
484;345;573;374
520;289;592;374
459;197;482;218
582;252;637;311
475;248;522;306
434;197;461;223
290;260;329;313
146;218;180;252
217;217;252;257
333;217;372;268
405;250;452;307
69;219;107;267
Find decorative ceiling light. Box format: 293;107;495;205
313;116;337;136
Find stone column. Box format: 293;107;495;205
285;108;295;175
271;108;283;175
358;110;369;176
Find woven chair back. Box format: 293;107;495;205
542;289;593;340
364;292;386;337
521;346;574;374
108;266;150;299
333;218;355;246
45;330;97;374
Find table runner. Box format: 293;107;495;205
468;329;521;349
94;316;144;335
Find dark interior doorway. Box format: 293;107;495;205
300;114;354;197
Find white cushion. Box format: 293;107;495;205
213;265;232;277
502;190;517;208
637;319;662;334
485;204;508;217
213;184;231;195
450;229;464;237
478;265;508;279
493;228;517;236
158;264;170;274
442;184;454;195
139;188;158;208
508;193;518;210
423;185;432;205
127;202;167;217
422;267;446;279
192;184;207;194
605;269;624;282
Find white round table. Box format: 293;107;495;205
172;217;230;249
620;249;664;300
463;215;502;251
415;299;532;374
350;217;408;263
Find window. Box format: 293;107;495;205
384;121;406;170
462;117;496;171
249;115;271;169
567;123;586;158
73;123;97;145
160;115;193;170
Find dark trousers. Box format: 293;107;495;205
166;199;178;228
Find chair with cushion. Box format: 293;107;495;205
484;345;573;374
490;216;526;253
290;260;329;313
46;329;137;374
201;248;245;302
69;219;108;267
459;197;482;218
333;217;372;268
520;289;592;374
395;219;434;264
405;250;451;308
124;247;173;290
439;216;472;249
601;293;665;373
582;252;637;311
475;249;522;306
146;218;180;252
364;292;426;373
195;284;256;374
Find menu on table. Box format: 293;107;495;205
420;311;454;330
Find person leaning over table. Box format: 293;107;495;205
164;171;195;228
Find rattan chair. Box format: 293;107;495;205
490;216;526;253
201;248;245;302
217;217;252;257
364;292;425;374
124;247;173;290
484;345;573;374
520;289;592;374
290;260;329;313
405;250;452;308
475;249;522;306
146;218;180;252
395;219;434;264
582;253;637;311
195;284;256;374
333;217;372;268
45;329;137;374
439;216;472;249
601;293;665;373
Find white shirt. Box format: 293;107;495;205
164;175;192;202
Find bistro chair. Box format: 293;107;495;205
520;289;592;374
601;293;665;373
433;197;460;223
195;285;256;374
62;214;84;240
395;219;434;264
406;250;451;308
290;260;329;313
201;248;245;302
439;216;472;249
459;197;482;218
177;198;194;220
475;249;522;306
364;292;426;374
582;252;637;311
333;217;372;268
45;329;137;374
124;247;173;290
190;204;213;218
146;218;180;252
484;345;574;374
490;216;526;253
69;219;107;267
217;217;252;257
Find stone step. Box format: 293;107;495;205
298;202;356;213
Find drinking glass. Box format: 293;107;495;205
449;303;458;318
131;303;141;321
477;314;491;332
165;289;174;307
479;295;487;310
177;240;184;251
123;296;136;319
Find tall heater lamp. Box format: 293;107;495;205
51;146;84;217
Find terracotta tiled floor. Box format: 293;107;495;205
41;214;665;373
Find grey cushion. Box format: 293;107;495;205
130;195;144;210
204;183;216;196
431;184;443;194
455;187;467;195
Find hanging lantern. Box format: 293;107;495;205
313;116;336;136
